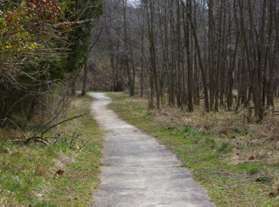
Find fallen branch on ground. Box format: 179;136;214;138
13;113;86;145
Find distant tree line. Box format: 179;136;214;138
98;0;279;121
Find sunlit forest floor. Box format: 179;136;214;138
108;92;279;207
0;97;103;206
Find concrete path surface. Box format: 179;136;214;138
90;92;214;207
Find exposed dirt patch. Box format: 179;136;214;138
53;153;75;176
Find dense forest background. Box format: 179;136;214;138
92;0;279;122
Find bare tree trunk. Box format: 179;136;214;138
81;65;87;96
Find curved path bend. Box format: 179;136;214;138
90;92;214;207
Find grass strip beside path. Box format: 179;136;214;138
0;96;103;207
108;92;279;207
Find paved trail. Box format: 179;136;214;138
90;92;214;207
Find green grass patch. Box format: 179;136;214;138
108;92;279;207
0;96;103;207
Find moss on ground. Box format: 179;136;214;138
108;92;279;207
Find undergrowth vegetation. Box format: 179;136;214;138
108;92;279;207
0;96;103;206
0;0;102;132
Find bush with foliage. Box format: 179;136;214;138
0;0;102;130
